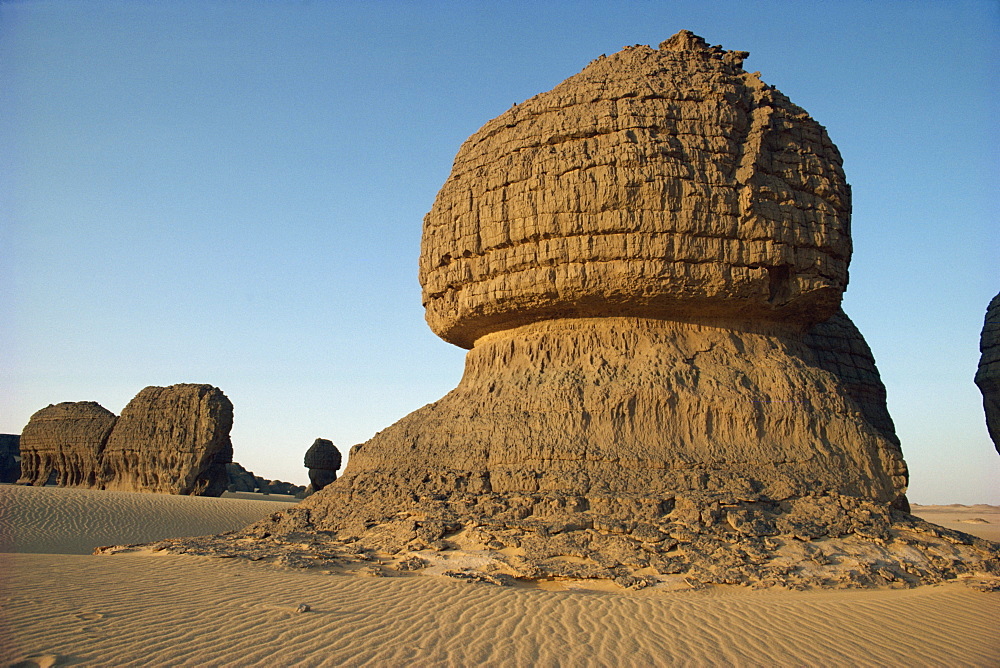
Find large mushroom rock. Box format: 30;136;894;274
0;434;20;483
310;32;904;518
177;32;996;588
975;292;1000;453
304;438;341;492
101;384;234;496
17;402;117;487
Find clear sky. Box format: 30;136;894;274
2;0;997;502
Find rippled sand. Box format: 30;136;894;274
1;485;998;667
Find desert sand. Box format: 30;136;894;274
1;485;998;667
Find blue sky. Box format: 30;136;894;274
2;0;997;502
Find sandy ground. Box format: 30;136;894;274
1;486;998;667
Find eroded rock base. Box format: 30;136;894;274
108;493;999;590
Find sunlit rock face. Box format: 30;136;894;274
208;33;1000;590
976;292;1000;453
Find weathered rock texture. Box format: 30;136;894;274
976;292;1000;453
152;32;996;588
18;402;117;487
304;438;341;492
102;384;234;496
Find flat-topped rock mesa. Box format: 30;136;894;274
160;32;995;588
102;384;234;496
976;292;1000;453
18;402;117;487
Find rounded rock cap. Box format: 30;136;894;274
420;30;851;348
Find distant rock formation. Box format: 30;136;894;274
18;384;235;496
226;462;307;496
976;292;1000;453
102;384;233;496
304;438;341;492
156;32;995;588
18;402;117;487
0;434;22;483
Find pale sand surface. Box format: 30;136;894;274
1;486;998;667
0;484;296;554
911;503;1000;543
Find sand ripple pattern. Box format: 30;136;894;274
0;485;294;554
2;553;998;667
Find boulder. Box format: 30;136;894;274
17;402;117;487
226;462;258;492
102;384;233;496
975;292;1000;453
0;434;22;483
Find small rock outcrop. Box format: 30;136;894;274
18;402;117;487
102;384;234;496
976;292;1000;453
1;434;22;483
226;462;307;496
145;32;996;588
304;438;341;492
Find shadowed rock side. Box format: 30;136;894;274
304;438;342;492
0;434;20;483
18;402;117;487
102;384;234;496
226;462;307;496
149;32;996;587
975;292;1000;453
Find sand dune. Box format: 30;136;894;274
0;484;296;555
911;504;1000;543
1;486;998;667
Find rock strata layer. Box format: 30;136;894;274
975;292;1000;453
18;402;117;487
155;32;996;587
